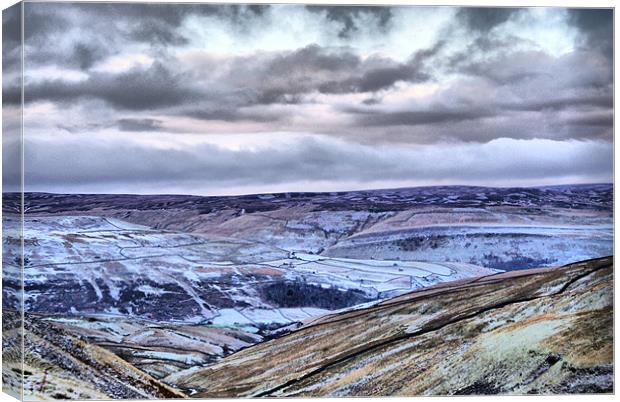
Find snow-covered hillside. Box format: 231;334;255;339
5;215;498;325
2;184;612;378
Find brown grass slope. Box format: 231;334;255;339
2;311;186;400
168;256;613;396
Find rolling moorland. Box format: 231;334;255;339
2;184;613;397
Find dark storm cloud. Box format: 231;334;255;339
23;63;201;110
23;4;67;41
2;4;21;72
182;107;286;123
345;93;613;141
168;43;441;123
432;34;612;142
21;4;112;71
350;108;493;127
344;42;444;93
26;45;111;75
71;2;269;44
505;94;613;112
72;43;106;70
2;3;20;44
21;2;271;74
117;118;164;132
129;21;189;46
254;43;440;102
23;2;192;48
14;4;615;146
306;6;393;38
3;84;21;106
562;111;613;128
341;49;611;142
2;4;22;107
269;44;361;75
255;44;362;101
567;8;613;58
18;41;438;121
443;35;540;82
51;3;269;33
362;98;381;106
445;44;548;84
455;7;520;32
9;4;614;194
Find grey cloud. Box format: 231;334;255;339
337;67;612;143
567;8;613;58
117;118;164;132
268;44;361;75
2;5;21;113
455;7;520;32
334;109;610;144
19;135;612;194
453;50;553;84
349;108;492;127
352;42;443;92
73;3;269;43
129;21;189;46
254;44;361;101
24;45;111;74
129;42;437;124
2;3;20;44
182;107;286;123
562;111;613;128
306;6;393;38
3;83;21;106
24;62;201;110
443;35;533;77
54;3;268;31
362;98;381;106
256;43;439;101
20;42;436;116
10;3;614;154
20;2;270;75
21;4;113;72
72;43;107;70
350;61;427;93
548;116;613;141
2;4;21;72
439;47;612;140
505;94;613;112
23;3;68;41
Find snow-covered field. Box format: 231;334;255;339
5;215;499;325
4;184;612;325
324;224;612;269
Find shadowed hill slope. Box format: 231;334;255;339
2;311;186;400
167;256;613;396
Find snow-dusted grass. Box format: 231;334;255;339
17;200;612;328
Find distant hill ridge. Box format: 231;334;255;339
3;183;612;215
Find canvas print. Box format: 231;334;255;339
1;2;614;399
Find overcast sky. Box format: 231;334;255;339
2;3;613;195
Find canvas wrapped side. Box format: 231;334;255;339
3;2;24;400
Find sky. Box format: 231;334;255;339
2;3;614;195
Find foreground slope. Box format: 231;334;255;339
168;256;613;396
2;311;185;400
